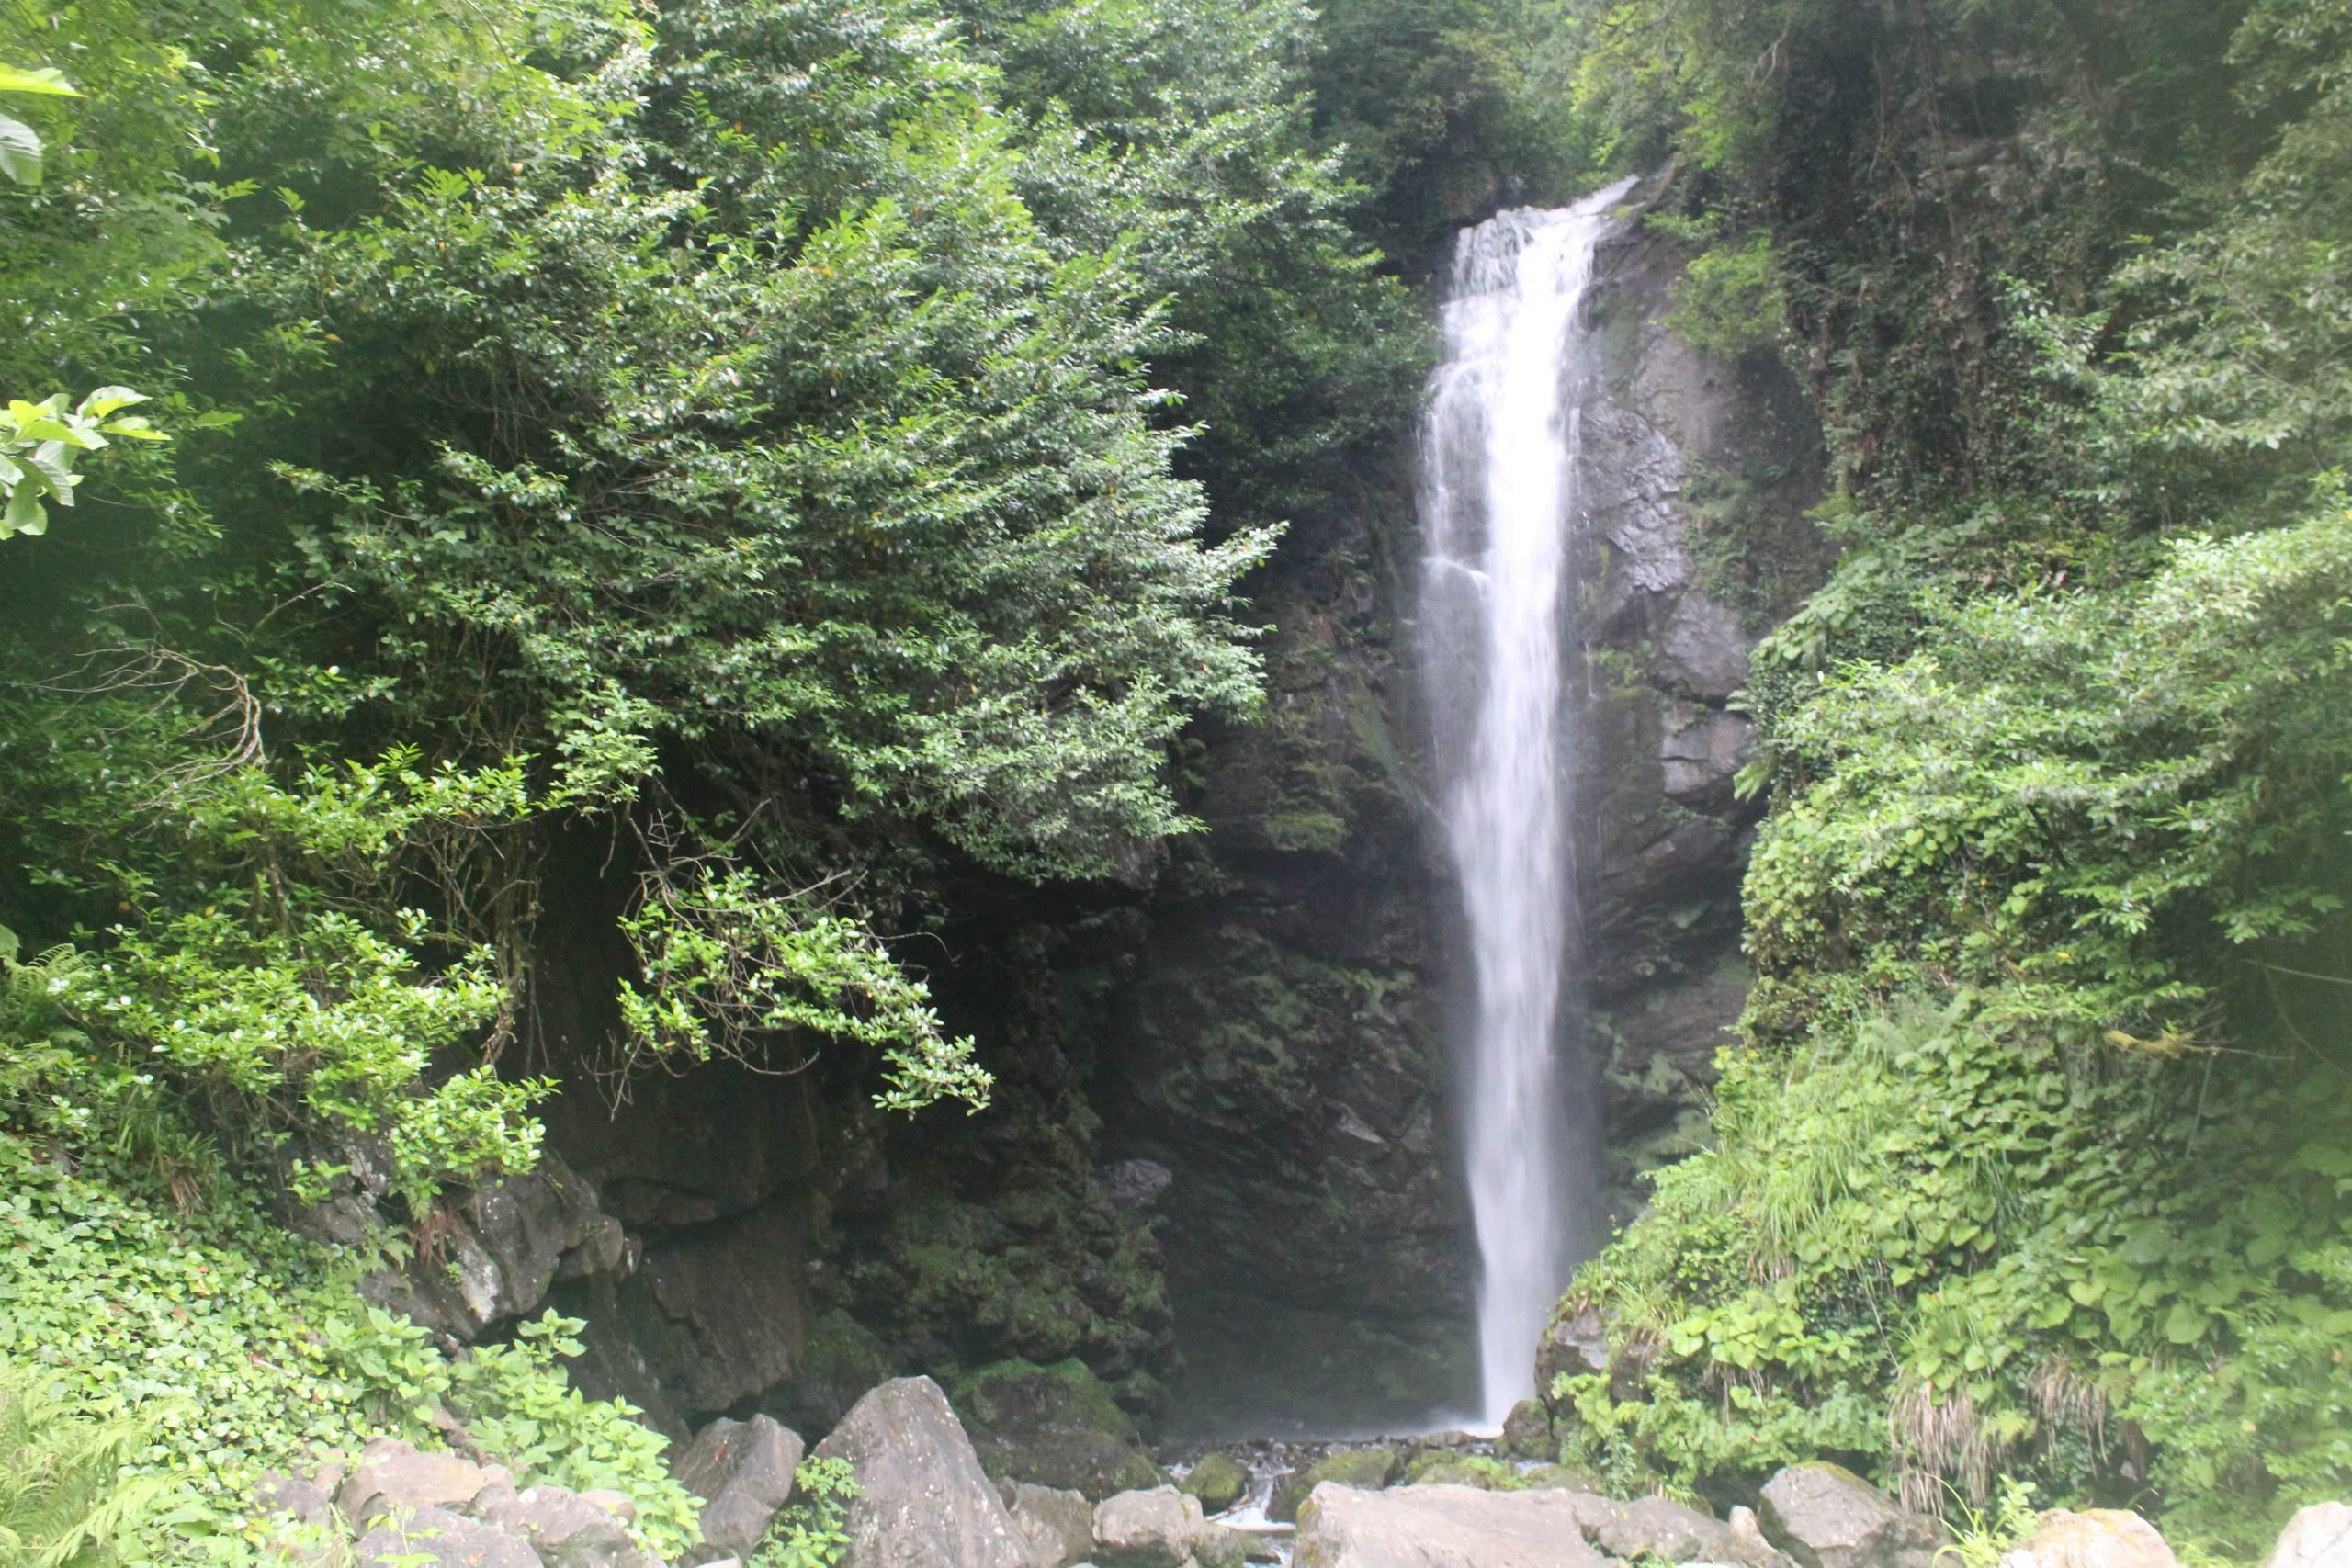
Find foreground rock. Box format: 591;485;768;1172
1999;1510;2178;1568
336;1438;509;1527
810;1375;1031;1568
1294;1483;1610;1568
1001;1480;1094;1568
476;1486;643;1568
1580;1495;1786;1566
1759;1463;1947;1568
2265;1506;2352;1568
356;1505;546;1568
673;1414;803;1557
1093;1486;1249;1568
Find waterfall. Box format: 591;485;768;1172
1419;182;1633;1428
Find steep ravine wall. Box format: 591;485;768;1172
354;197;1824;1452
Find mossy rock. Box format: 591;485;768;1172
1269;1445;1400;1523
1181;1451;1250;1515
1522;1462;1607;1493
1402;1451;1521;1490
953;1358;1164;1499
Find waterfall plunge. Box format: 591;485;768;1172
1420;185;1632;1428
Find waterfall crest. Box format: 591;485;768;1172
1419;183;1632;1427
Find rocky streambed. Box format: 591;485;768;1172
289;1371;2352;1568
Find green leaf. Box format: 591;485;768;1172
2161;1302;2207;1345
76;386;147;419
0;65;79;96
5;484;48;536
0;109;42;184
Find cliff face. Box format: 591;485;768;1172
409;197;1824;1447
1575;212;1828;1227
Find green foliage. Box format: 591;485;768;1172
1562;1001;2352;1544
0;1362;168;1567
1938;1475;2041;1568
0;62;77;186
1658;231;1785;360
0;1094;697;1564
62;911;544;1213
751;1457;859;1568
616;868;989;1114
448;1314;702;1558
0;387;162;539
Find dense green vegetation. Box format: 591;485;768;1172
1545;0;2352;1552
0;0;1434;1552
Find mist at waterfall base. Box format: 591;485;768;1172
1420;183;1634;1432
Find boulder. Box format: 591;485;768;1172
1094;1488;1202;1568
1270;1448;1400;1524
1293;1483;1611;1568
956;1359;1163;1500
254;1471;336;1528
809;1375;1030;1568
1002;1481;1095;1568
1584;1495;1780;1566
673;1414;804;1556
474;1484;647;1568
1758;1463;1947;1568
1181;1452;1250;1516
356;1504;544;1568
336;1438;503;1529
1999;1510;2178;1568
1091;1487;1248;1568
2264;1506;2352;1568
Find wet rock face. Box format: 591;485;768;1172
1091;483;1478;1436
1576;211;1828;1225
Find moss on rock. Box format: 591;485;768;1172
1181;1451;1250;1514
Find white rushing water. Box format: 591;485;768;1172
1419;183;1633;1428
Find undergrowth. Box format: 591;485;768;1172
0;936;705;1565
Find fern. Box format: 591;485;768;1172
0;1362;171;1567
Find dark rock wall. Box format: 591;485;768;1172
1093;470;1476;1438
